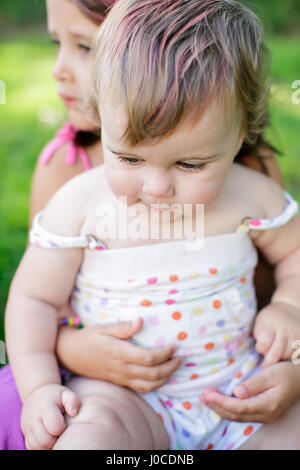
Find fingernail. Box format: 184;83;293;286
132;318;140;328
234;385;247;397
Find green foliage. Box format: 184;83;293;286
241;0;300;33
0;0;46;27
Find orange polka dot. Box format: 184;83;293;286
209;268;218;274
240;277;246;283
177;331;188;341
140;299;152;307
205;342;215;350
228;357;235;365
170;275;178;282
190;374;199;380
244;425;254;436
235;372;242;379
172;311;181;320
183;401;191;410
213;300;222;309
205;443;214;450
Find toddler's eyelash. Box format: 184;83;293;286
178;162;206;171
117;156;140;165
117;156;206;171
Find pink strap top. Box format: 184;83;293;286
38;122;92;171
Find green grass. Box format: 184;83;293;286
0;32;300;350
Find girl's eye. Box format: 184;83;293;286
117;156;141;166
79;44;91;53
177;162;206;171
50;38;60;47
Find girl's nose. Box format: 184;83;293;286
52;49;73;82
142;169;174;200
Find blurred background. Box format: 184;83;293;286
0;0;300;352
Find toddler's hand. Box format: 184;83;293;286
254;300;300;368
21;383;81;450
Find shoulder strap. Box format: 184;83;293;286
39;122;92;171
29;212;107;250
237;190;299;233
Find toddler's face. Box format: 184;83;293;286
46;0;99;130
100;98;245;211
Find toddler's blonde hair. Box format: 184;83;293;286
92;0;271;148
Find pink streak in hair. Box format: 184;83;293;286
76;0;116;24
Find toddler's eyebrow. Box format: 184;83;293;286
108;147;221;160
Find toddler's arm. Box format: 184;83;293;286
5;178;86;447
251;182;300;366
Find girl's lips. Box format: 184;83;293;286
59;93;77;105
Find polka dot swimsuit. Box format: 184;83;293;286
29;190;298;450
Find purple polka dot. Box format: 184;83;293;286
149;316;160;326
100;298;108;305
84;304;90;312
182;429;190;438
226;442;235;450
217;319;225;327
222;425;228;436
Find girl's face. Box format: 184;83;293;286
46;0;99;130
100;98;245;211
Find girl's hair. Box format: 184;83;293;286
73;0;116;23
93;0;279;170
71;0;117;148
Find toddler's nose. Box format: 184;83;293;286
142;169;174;199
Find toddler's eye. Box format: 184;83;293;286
177;162;206;171
117;156;141;166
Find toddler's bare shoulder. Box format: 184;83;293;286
230;163;286;219
40;165;106;236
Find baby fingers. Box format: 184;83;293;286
261;334;287;367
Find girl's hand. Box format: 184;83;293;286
200;361;300;424
56;317;182;394
21;383;81;450
253;301;300;368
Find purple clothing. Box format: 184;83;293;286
0;365;25;450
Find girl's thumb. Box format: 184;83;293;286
96;317;144;339
61;389;81;418
233;372;268;399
